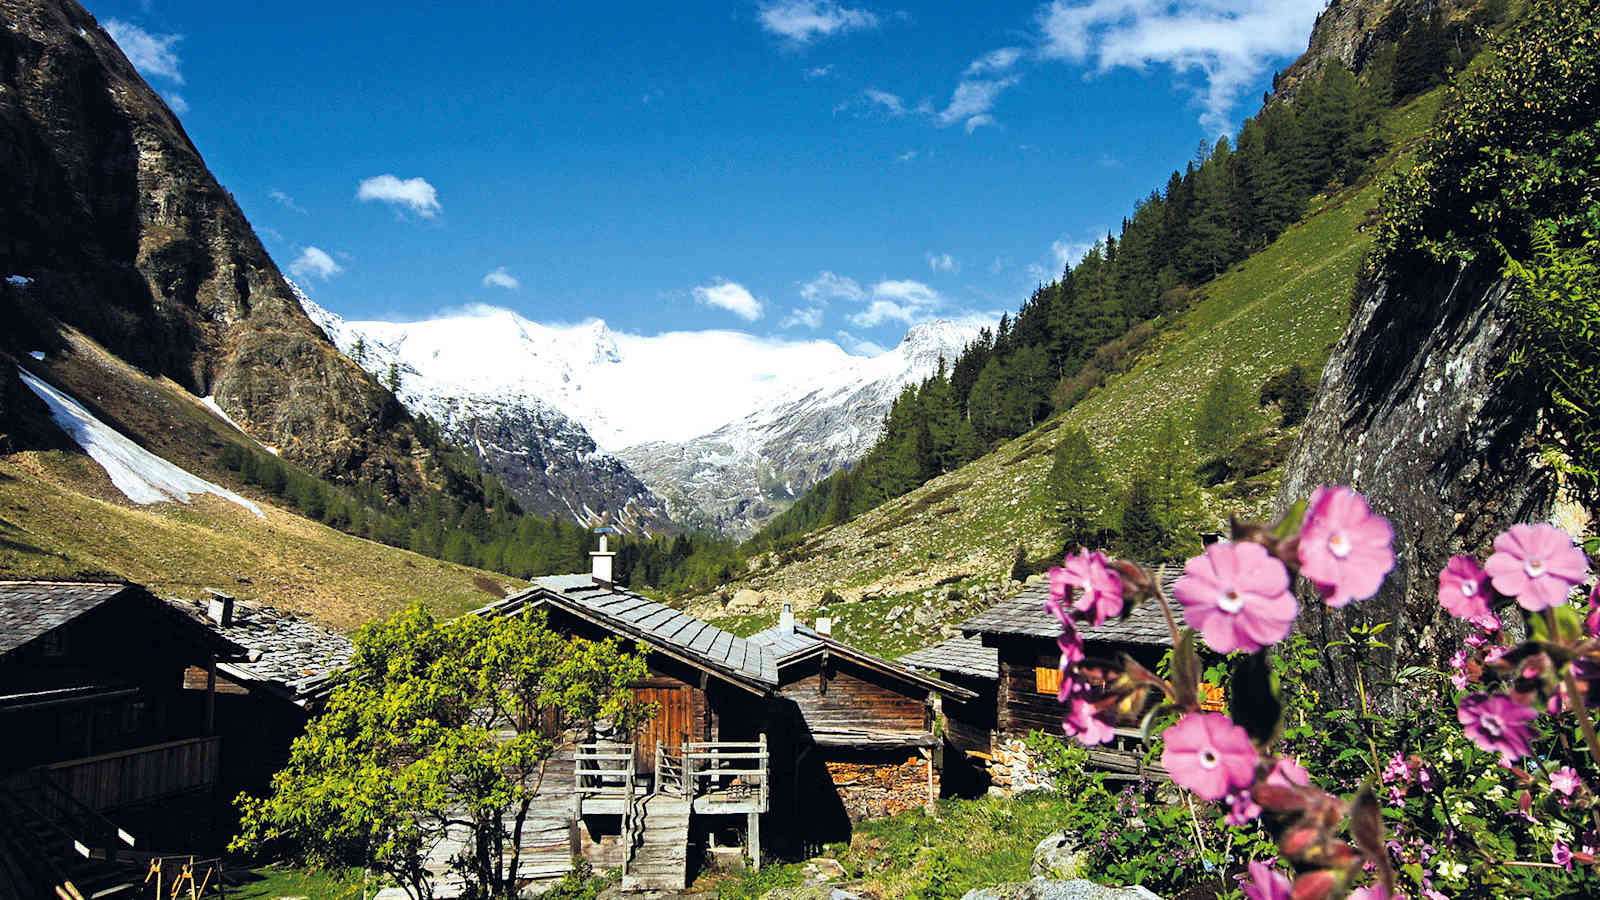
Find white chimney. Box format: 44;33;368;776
779;601;795;635
815;616;832;636
206;589;235;628
590;528;616;585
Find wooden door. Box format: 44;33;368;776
633;681;694;762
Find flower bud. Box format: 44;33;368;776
1289;869;1339;900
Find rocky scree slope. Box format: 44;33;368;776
0;0;429;499
300;294;672;533
618;320;979;537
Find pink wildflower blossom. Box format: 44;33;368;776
1382;752;1410;784
1437;556;1492;620
1550;766;1582;798
1225;790;1262;826
1553;839;1573;871
1062;696;1114;745
1457;692;1539;766
1470;610;1501;633
1240;860;1291;900
1483;524;1589;612
1347;885;1401;900
1057;626;1085;668
1265;755;1310;788
1588;581;1600;638
1056;667;1091;704
1161;713;1258;801
1298;486;1395;608
1173;541;1297;653
1051;549;1124;626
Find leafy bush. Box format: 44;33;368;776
1258;364;1317;427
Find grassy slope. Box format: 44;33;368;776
695;88;1447;643
0;333;516;630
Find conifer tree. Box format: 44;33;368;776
1045;426;1107;552
1194;365;1255;457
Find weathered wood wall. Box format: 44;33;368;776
938;674;995;754
779;657;929;740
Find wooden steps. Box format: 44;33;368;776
620;795;691;893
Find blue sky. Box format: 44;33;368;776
94;0;1326;355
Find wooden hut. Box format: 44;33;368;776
747;606;975;852
0;581;245;898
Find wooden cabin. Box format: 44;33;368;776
747;606;975;853
473;572;782;893
0;581;245;898
901;572;1184;786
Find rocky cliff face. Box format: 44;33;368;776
1276;0;1486;97
0;0;425;496
1276;260;1568;703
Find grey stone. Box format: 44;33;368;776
960;878;1160;900
1030;832;1088;879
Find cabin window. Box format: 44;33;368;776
1034;667;1062;694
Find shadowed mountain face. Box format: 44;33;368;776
0;0;426;498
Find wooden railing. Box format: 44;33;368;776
47;736;221;812
573;742;638;873
670;736;769;810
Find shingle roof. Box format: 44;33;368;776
168;598;354;705
898;636;1000;680
747;621;977;700
0;582;129;656
478;575;779;689
958;567;1183;647
0;581;243;659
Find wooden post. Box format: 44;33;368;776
204;655;217;736
747;809;760;872
920;747;935;814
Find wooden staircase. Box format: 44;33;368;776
0;772;141;899
618;794;690;893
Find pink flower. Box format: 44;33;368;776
1225;790;1262;826
1550;766;1582;798
1265;756;1310;788
1348;886;1401;900
1161;713;1258;802
1587;581;1600;638
1457;692;1539;766
1553;839;1572;871
1298;486;1395;607
1450;670;1469;691
1051;549;1125;626
1057;626;1085;668
1056;666;1092;704
1483;524;1589;612
1062;697;1114;745
1382;752;1410;784
1241;860;1290;900
1174;541;1297;653
1437;556;1492;620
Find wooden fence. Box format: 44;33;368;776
48;736;221;811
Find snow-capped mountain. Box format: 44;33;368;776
295;288;980;537
296;288;672;533
616;320;980;536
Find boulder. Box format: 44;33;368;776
728;588;766;612
960;879;1160;900
1030;832;1088;879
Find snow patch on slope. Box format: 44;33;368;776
19;368;264;517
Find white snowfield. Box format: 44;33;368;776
17;368;264;518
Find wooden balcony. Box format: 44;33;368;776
46;736;221;812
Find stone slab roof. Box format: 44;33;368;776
168;597;354;705
0;581;242;659
747;621;977;700
958;567;1183;647
898;636;1000;680
480;575;779;689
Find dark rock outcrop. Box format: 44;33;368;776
1276;260;1563;704
0;0;423;496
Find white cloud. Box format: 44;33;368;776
926;252;958;273
1036;0;1326;133
800;271;865;303
357;174;442;218
935;77;1018;128
862;88;909;116
1047;226;1110;275
693;279;765;321
482;267;520;290
268;189;305;214
835;331;888;356
895;149;919;162
805;65;835;79
163;92;189;114
289;246;343;281
849;279;942;327
965;46;1025;76
964;113;998;133
758;1;879;43
104;20;183;83
781;306;825;329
